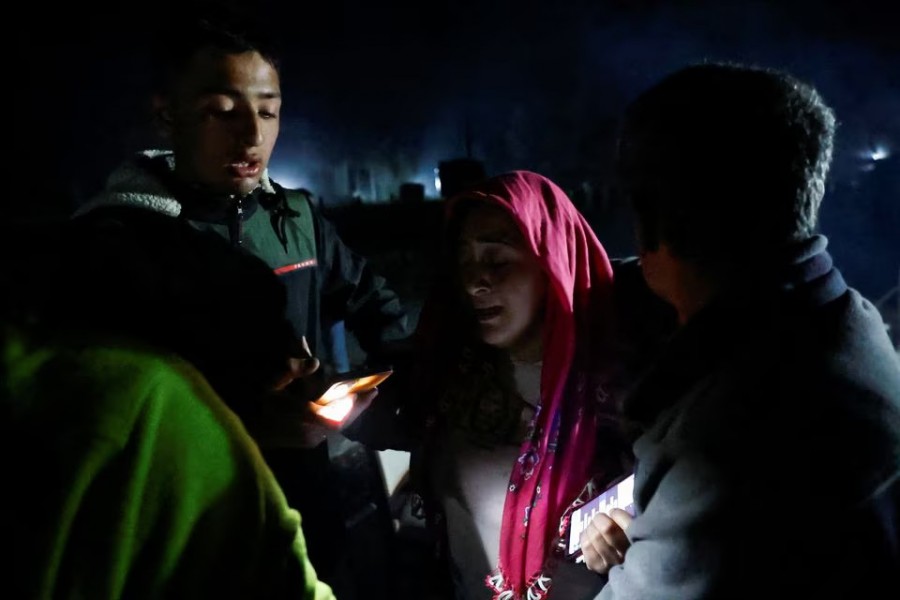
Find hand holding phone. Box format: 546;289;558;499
310;368;393;424
272;336;320;392
578;508;632;574
257;365;392;448
568;473;635;562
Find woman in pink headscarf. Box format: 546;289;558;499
409;170;636;600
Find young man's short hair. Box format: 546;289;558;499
153;13;282;94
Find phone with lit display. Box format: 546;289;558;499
567;473;635;558
310;367;393;423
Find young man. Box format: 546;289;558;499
591;63;900;598
73;17;410;592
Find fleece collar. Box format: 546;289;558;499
74;149;276;218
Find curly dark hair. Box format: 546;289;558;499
616;62;836;276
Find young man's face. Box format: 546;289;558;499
159;48;281;196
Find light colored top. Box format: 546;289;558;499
433;359;605;599
433;361;540;599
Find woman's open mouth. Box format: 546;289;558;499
474;306;503;322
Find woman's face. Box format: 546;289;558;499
456;203;547;358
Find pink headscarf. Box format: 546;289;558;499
442;171;625;599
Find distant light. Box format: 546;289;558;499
267;166;308;191
871;146;889;161
434;167;442;194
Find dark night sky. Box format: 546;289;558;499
14;0;899;297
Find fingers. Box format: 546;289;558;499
272;370;297;392
580;513;630;574
271;337;320;392
292;337;319;378
299;335;313;358
609;508;634;532
596;511;631;555
271;356;320;391
290;355;320;378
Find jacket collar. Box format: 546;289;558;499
623;235;848;429
75;149;278;223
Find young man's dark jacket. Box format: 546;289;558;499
71;150;410;583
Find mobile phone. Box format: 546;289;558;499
567;473;635;557
310;367;393;423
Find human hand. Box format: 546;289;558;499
579;508;633;574
257;380;379;449
272;336;320;391
312;387;378;429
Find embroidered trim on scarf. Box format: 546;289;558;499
487;567;555;600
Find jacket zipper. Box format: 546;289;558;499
230;196;244;247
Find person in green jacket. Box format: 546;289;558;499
4;201;335;598
5;324;336;600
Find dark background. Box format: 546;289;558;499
12;0;899;305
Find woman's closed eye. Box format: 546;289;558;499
485;259;512;273
459;256;512;274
